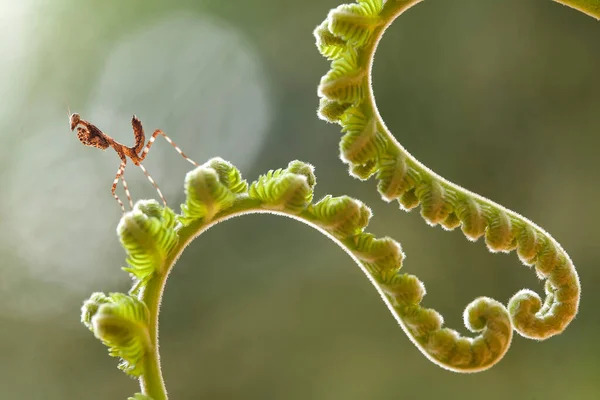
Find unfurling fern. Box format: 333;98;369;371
81;292;150;377
81;157;516;398
78;0;597;398
315;0;582;372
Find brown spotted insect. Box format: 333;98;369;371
69;113;198;212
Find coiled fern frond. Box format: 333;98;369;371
315;0;585;373
87;158;496;398
82;292;150;377
78;1;597;398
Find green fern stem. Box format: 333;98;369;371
555;0;600;19
79;1;595;396
316;0;583;369
131;165;512;399
83;158;520;398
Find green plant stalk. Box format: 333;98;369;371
82;156;515;397
317;0;581;343
136;184;508;395
555;0;600;19
138;197;374;399
138;279;167;400
80;0;599;397
137;199;268;400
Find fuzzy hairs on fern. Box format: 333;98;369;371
78;0;595;397
315;0;582;372
86;158;500;398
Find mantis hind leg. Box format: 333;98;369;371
111;160;127;212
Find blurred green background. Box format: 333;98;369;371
1;0;599;398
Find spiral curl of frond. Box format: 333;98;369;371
315;20;349;60
180;157;249;225
79;1;596;395
314;0;581;369
118;201;179;284
186;161;516;372
248;164;315;213
85;155;528;398
327;0;384;46
81;292;150;377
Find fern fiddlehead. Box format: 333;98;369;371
315;0;584;373
78;1;595;397
85;158;469;398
